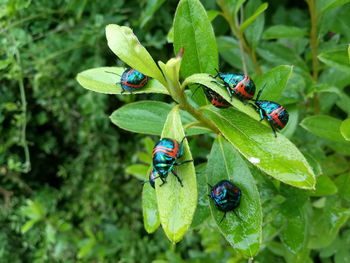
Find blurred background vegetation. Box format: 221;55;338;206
1;0;349;262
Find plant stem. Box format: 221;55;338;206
176;89;220;134
237;7;248;75
307;0;320;114
13;37;31;173
222;11;262;75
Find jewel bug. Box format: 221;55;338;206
208;180;241;223
211;70;256;103
143;138;193;187
106;68;148;94
252;85;289;137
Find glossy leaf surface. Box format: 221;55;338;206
155;105;197;243
202;107;316;189
206;136;262;257
77;67;168;95
110;101;209;136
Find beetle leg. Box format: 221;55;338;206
159;177;167;187
219;212;226;224
211;80;225;87
175;160;193;166
259;109;265;121
171;170;183;187
120;88;125;95
270;123;277;138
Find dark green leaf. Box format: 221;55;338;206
155;105;197;243
334;173;350;202
202;107;316;189
318;49;350;73
206;136;262;257
244;0;265;48
77;67;168;95
110;101;209;136
173;0;218;79
262;25;307;39
140;0;166;28
300;115;348;142
308;196;350;249
309;175;338;197
317;0;350;14
254;65;293;101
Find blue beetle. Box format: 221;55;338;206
106;68;148;94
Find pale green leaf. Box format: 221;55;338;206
340;118;350;141
262;25;307;39
105;24;166;85
77;67;168;95
155;105;197;243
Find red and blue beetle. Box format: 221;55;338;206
208;180;241;223
211;70;256;103
143;138;193;188
252;86;289;137
106;68;148;94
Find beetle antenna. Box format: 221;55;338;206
207;183;213;188
105;71;122;77
254;84;267;101
191;85;203;99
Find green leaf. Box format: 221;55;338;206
125;164;149;180
317;0;350;14
140;0;166;28
182;73;263;123
206;136;262;257
244;0;265;48
240;2;268;32
309;175;338;197
254;65;293;101
105;24;166;85
21;219;38;234
142;166;161;233
155;105;197;243
308;196;350;249
77;67;168;95
340;118;350;141
279;202;307;253
202;107;316;189
334;173;350;202
300;115;349;142
318;49;350;73
262;25;308;39
173;0;218;105
217;0;247;15
110;101;210;136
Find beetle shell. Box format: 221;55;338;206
152;138;182;178
255;100;289;129
216;73;256;101
120;68;148;92
210;180;241;212
149;169;158;189
204;88;231;108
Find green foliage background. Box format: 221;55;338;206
1;0;350;262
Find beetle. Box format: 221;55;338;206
208;180;241;223
106;68;148;94
252;86;289;137
203;86;231;108
192;85;231;108
210;70;256;103
143;138;193;187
